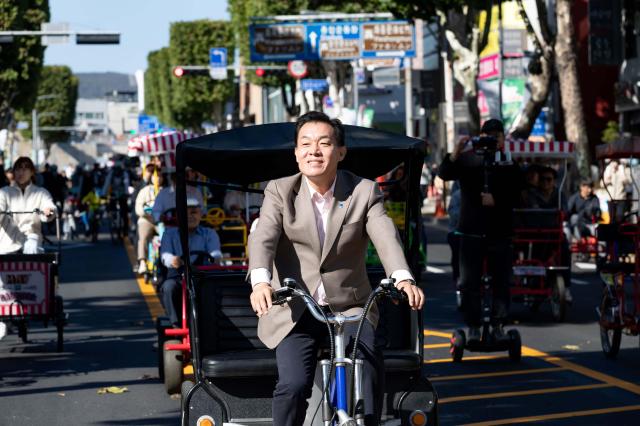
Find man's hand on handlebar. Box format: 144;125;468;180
396;280;425;311
170;256;183;269
42;207;54;217
250;282;273;317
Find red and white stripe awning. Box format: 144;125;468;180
127;131;189;155
506;139;576;160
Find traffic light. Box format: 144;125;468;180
172;66;209;78
255;67;265;77
173;66;185;78
76;33;120;44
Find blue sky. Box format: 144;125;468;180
44;0;229;75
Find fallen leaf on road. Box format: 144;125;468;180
562;345;580;351
57;393;65;397
97;386;129;394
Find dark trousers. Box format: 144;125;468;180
159;277;181;326
273;309;384;426
448;232;460;285
459;236;511;327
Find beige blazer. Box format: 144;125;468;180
248;170;410;349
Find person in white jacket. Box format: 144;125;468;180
0;157;56;255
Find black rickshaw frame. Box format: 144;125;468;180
175;123;435;425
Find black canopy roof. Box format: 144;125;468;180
176;123;425;185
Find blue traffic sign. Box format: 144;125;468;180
301;79;329;92
209;48;227;68
249;20;415;62
138;115;159;134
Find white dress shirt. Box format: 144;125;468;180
250;176;414;303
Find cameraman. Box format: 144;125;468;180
438;119;524;342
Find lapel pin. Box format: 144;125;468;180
338;202;344;208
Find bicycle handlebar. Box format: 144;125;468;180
271;278;407;325
1;209;57;217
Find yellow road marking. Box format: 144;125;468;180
423;343;450;349
429;367;565;382
425;354;507;364
522;346;640;396
425;329;640;397
462;404;640;426
124;237;165;320
424;329;452;339
439;383;612;404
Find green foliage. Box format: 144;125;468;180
0;0;50;127
145;48;174;126
32;65;78;144
168;20;235;130
601;120;620;144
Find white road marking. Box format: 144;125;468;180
571;279;590;285
575;262;596;271
426;266;445;274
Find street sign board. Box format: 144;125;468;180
249;20;415;62
307;22;362;60
301;79;328;92
372;67;400;87
361;21;414;58
209;47;228;80
41;22;70;45
138;115;159;134
288;60;308;79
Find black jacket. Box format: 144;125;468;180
439;150;524;238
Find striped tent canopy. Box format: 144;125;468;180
505;139;576;160
128;130;190;155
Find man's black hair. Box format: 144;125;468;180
295;111;345;147
480;118;504;134
541;166;558;179
580;177;594;187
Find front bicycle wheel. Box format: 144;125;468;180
599;288;622;359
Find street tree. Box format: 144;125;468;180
145;48;174;127
169;20;234;130
511;0;589;174
0;0;50;129
554;0;589;174
31;65;78;145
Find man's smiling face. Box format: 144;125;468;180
294;121;346;182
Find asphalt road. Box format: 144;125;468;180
1;222;639;425
422;219;640;425
0;237;180;425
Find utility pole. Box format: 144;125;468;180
442;51;455;153
405;58;414;137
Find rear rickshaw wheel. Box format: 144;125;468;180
163;339;183;394
599;290;622;359
550;273;567;322
156;316;170;380
450;329;465;362
508;329;522;362
17;321;28;343
55;295;65;352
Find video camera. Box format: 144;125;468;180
471;135;499;154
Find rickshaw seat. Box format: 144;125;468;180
202;350;277;377
196;271;421;380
